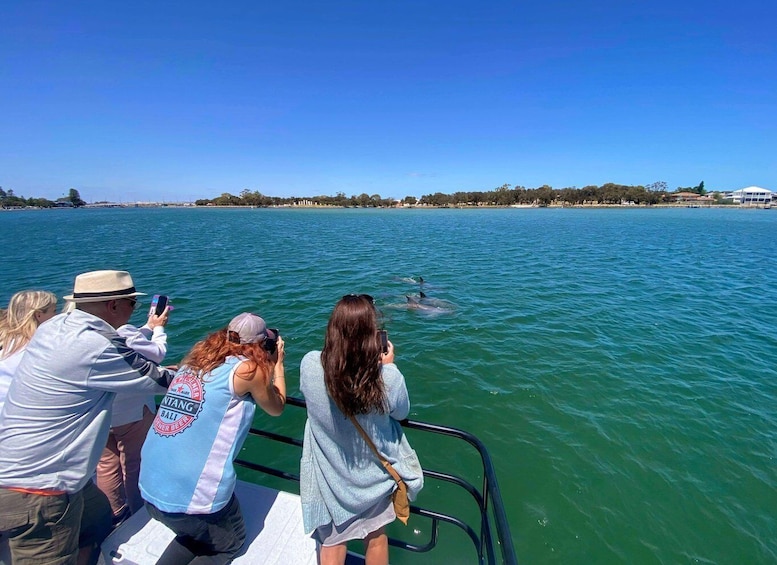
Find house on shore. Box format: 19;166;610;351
723;186;774;206
670;192;715;205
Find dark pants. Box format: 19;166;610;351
145;494;246;565
0;480;111;565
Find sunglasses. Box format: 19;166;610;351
125;298;142;311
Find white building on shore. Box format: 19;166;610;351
724;186;774;206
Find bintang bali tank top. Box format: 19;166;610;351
139;356;256;514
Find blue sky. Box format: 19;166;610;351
2;0;775;202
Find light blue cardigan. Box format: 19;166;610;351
299;351;424;534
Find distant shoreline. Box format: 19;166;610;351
2;203;772;211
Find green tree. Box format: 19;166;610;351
600;183;623;204
494;184;514;206
535;185;554;207
646;181;668;193
240;189;265;206
2;188;28;207
68;188;86;207
27;197;54;208
419;192;451;206
213;192;241;206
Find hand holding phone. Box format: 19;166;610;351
149;295;169;317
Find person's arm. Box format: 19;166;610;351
233;337;286;416
118;325;167;364
87;334;175;393
126;306;170;363
383;353;410;421
145;306;170;333
377;339;410;419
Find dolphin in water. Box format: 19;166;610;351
404;294;455;315
393;276;425;285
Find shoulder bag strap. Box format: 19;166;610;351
348;415;403;485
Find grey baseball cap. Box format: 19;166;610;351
227;312;277;344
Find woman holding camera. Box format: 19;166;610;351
139;312;286;564
300;294;423;565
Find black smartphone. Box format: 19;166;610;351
378;330;388;354
264;328;279;354
150;295;168;316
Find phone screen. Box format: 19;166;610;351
378;330;388;354
151;295;168;316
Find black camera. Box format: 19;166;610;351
264;329;279;354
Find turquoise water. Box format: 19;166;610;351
1;207;776;564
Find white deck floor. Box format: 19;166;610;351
100;481;317;564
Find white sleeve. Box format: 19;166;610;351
117;324;168;364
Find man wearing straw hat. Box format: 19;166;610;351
0;270;177;565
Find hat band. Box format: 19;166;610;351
72;287;137;299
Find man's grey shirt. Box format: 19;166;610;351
0;310;173;492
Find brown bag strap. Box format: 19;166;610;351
348;415;403;485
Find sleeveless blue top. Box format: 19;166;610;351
140;356;256;514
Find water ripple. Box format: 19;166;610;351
1;207;776;563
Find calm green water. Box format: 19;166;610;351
2;207;776;564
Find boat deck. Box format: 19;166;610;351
2;395;518;564
99;481;316;564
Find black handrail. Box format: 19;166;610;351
236;395;518;565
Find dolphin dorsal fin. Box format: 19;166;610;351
420;291;427;298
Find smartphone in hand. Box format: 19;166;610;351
149;295;169;317
378;330;388;354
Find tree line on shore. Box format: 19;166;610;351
0;187;85;208
3;180;717;209
197;181;713;207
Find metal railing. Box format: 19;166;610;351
235;396;518;565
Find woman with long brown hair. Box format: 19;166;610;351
300;294;423;565
139;312;286;564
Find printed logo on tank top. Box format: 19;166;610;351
152;370;204;436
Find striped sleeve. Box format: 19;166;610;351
86;329;175;392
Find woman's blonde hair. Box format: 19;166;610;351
0;290;58;358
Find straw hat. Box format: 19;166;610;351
63;270;146;303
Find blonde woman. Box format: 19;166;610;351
0;290;58;413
